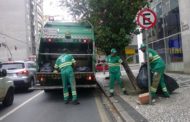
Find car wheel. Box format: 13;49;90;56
28;78;35;91
3;88;14;106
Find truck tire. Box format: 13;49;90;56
3;88;14;106
44;89;53;93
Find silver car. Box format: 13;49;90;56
0;69;14;106
1;61;37;91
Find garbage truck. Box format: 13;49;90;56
35;21;97;90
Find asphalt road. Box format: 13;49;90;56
0;89;111;122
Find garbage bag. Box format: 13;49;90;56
157;74;179;94
136;63;150;90
136;64;179;93
40;63;53;72
164;74;179;93
76;66;90;72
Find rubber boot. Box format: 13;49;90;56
72;100;80;105
163;92;170;98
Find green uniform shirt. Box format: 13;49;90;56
54;54;76;70
106;55;122;73
145;48;165;72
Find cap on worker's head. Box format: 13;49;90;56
111;48;117;54
139;43;146;49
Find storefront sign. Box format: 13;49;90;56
125;48;135;55
181;22;189;31
168;39;183;62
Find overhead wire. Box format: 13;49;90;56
0;32;27;44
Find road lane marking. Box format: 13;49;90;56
0;91;43;121
94;91;110;122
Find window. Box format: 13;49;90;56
1;63;24;70
153;40;166;62
146;2;164;42
166;34;183;62
27;63;36;69
163;0;181;36
156;2;164;39
42;39;93;54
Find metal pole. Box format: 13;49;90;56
145;31;152;105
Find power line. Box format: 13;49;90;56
0;32;27;44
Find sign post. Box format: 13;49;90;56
136;8;157;104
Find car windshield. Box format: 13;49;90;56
1;63;24;70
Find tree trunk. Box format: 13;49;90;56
121;54;137;90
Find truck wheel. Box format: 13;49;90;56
44;89;52;93
3;88;14;106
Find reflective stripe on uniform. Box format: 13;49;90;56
72;59;76;63
72;91;77;96
150;55;160;63
108;63;120;67
64;92;69;97
59;62;72;69
54;64;58;69
119;59;123;63
109;89;114;93
122;88;126;91
150;87;157;92
162;87;167;92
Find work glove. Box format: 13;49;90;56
53;70;58;74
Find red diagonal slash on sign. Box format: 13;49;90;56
136;8;157;29
140;12;153;25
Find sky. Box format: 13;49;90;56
43;0;73;21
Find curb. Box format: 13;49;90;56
96;83;126;122
97;81;148;122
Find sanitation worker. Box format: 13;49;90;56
106;48;127;97
54;49;79;105
140;44;170;98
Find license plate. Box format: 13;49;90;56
8;73;17;77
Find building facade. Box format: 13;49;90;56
30;0;43;55
0;0;43;62
142;0;190;73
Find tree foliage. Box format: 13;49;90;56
60;0;149;89
60;0;149;55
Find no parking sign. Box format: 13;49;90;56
136;8;157;30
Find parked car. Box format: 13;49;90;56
95;65;126;80
96;63;108;72
0;69;14;106
0;61;37;90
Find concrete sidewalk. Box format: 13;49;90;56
95;64;190;122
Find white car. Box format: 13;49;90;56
0;69;14;106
